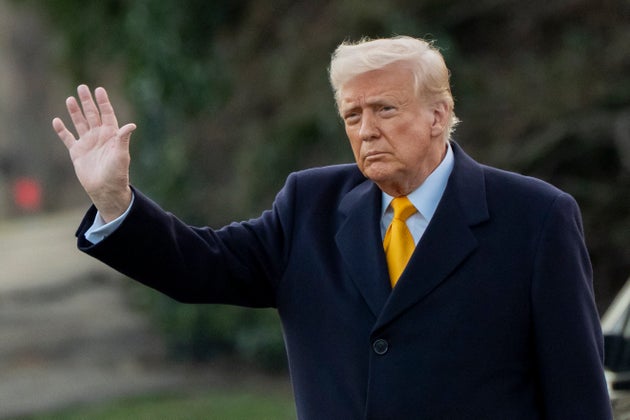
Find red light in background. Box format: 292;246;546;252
13;178;42;212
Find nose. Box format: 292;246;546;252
359;112;380;141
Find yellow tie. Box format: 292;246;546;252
383;196;417;287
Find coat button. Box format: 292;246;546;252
372;338;389;355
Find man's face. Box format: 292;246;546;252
339;62;447;196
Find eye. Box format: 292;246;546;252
344;112;360;125
380;105;396;115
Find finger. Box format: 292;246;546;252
94;87;119;128
66;96;89;137
118;123;137;145
77;84;101;128
52;117;77;150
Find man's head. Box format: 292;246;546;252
329;36;459;142
329;36;459;196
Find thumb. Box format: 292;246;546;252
119;123;137;144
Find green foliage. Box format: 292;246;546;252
31;0;630;367
129;284;287;372
26;0;241;220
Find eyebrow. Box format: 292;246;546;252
341;96;396;113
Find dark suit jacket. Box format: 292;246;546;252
77;142;612;419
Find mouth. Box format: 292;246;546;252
364;151;387;160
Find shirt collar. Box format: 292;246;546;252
381;142;454;221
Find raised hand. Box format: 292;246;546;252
53;85;136;222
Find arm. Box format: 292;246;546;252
56;85;291;309
531;193;612;419
76;180;295;308
52;85;135;222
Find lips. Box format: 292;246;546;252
364;151;387;159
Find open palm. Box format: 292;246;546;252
53;85;136;222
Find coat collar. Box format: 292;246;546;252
335;179;392;318
335;142;490;326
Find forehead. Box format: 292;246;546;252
339;63;416;108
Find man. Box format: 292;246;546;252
53;36;612;419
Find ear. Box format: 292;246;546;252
430;101;449;137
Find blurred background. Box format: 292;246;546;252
1;0;628;418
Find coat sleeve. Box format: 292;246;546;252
75;178;297;308
531;192;612;419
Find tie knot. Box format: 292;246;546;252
391;196;416;222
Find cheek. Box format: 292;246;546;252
345;129;362;159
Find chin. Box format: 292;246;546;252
362;168;388;182
362;162;396;182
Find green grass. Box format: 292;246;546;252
20;388;296;420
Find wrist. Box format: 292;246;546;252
93;186;132;223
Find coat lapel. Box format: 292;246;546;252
374;143;490;331
335;179;391;318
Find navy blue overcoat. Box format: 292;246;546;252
77;142;612;419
